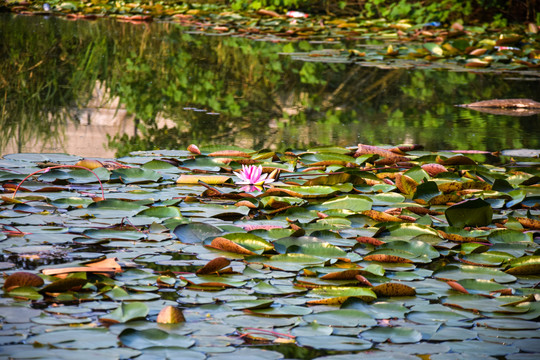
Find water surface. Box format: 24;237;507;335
1;13;539;157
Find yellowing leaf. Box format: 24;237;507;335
306;296;350;305
437;230;478;243
75;159;104;170
176;175;231;185
396;173;418;195
362;210;405;223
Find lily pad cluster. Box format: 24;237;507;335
1;144;540;359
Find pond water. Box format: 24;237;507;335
1;13;539;158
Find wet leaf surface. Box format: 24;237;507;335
1;143;540;358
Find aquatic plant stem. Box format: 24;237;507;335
11;165;105;200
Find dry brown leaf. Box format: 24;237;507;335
41;278;87;293
354;144;402;159
320;269;361;280
490;288;514;296
362;210;405;223
196;257;231;275
372;283;416;297
235;200;258;209
404;206;443;215
257;8;282;17
437;230;478;243
438;182;463;193
374;157;411;166
3;272;44;291
363;254;413;263
176;175;230;185
428;193;463;205
505;264;540;275
396;215;417;222
421;163;448;176
469;48;487;56
437;155;477;165
355;274;373;287
447;280;469;294
261;188;303;198
42;257;122;276
356;236;385;246
208;237;256;255
515;217;540;230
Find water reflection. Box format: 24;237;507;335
1;13;539;158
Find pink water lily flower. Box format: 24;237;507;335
234;165;275;186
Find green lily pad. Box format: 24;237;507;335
119;328;195;349
296;335;372;351
28;328;117;349
434;265;517;283
111;168;162;184
445;198;493;228
361;327;422;343
303;309;377;327
100;302;149;323
322;195;372;212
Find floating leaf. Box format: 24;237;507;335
119;328;194;349
361;327;422;343
196;257;231;275
176;175;231;185
111;168;162;183
363;254;413;263
445;198;493;227
322;195;372;212
3;272;44;291
372;283;416;297
303;309;377;327
207;237;257;255
296;335;372;351
173;222;223;244
100;302;149;323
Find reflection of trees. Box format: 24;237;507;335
1;15;76;152
1;14;538;157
